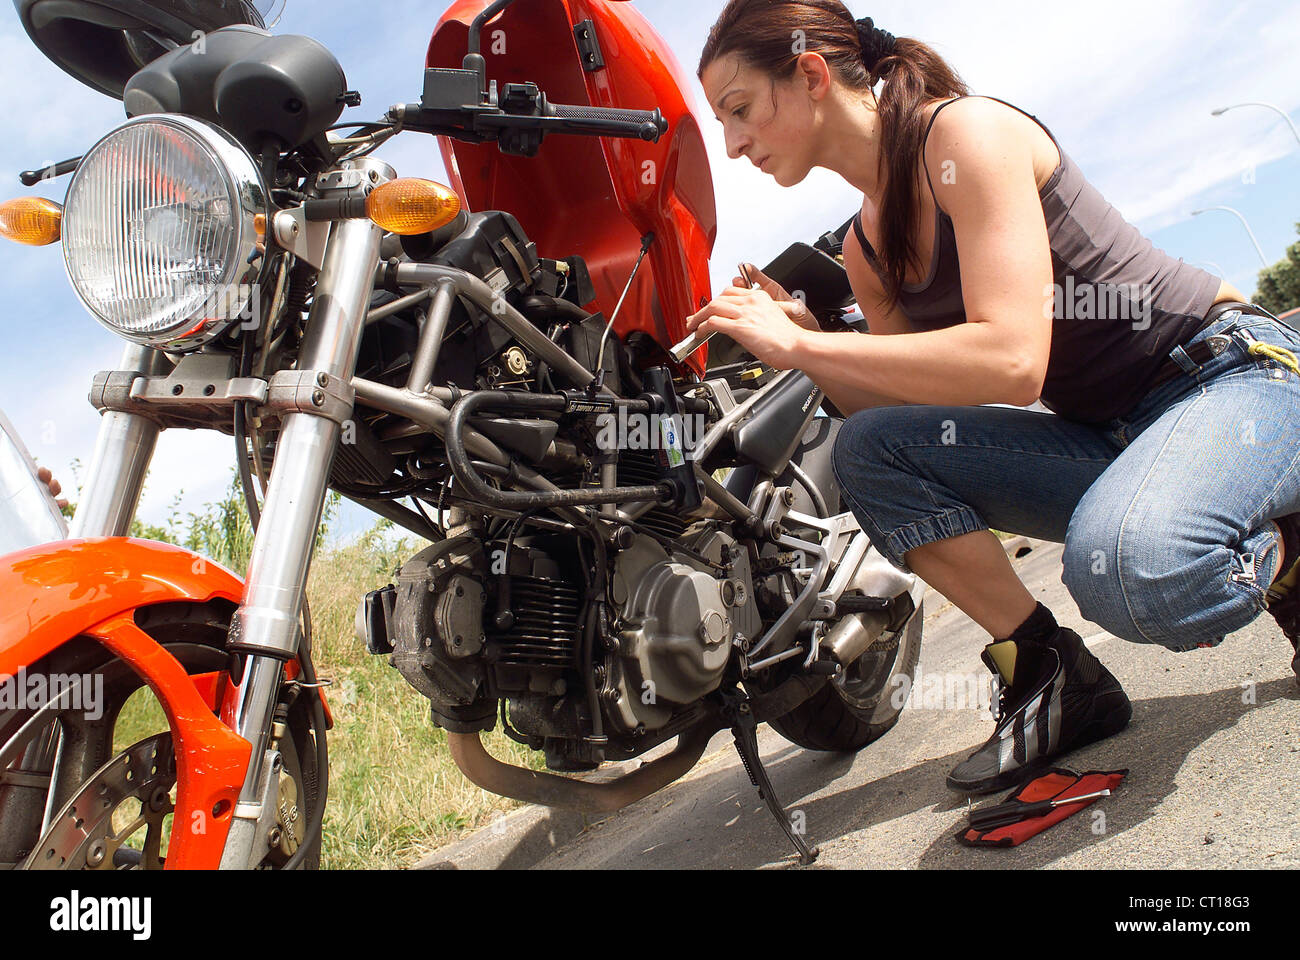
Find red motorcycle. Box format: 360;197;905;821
0;0;924;869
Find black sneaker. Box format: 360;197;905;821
946;628;1132;795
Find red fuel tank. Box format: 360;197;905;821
428;0;716;373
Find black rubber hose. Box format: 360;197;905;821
468;0;518;55
235;335;262;530
521;295;592;325
282;645;327;871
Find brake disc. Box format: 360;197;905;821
22;732;176;870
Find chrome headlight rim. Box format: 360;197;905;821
62;113;269;353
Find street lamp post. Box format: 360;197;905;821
1191;206;1270;268
1211;102;1300;149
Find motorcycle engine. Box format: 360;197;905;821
357;210;759;768
385;522;759;767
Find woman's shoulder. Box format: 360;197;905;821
921;96;1062;196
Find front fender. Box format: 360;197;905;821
0;538;250;868
0;538;244;668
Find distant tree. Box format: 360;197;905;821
1255;221;1300;315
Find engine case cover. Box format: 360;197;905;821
605;529;758;733
389;534;493;732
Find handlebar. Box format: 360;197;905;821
545;103;668;142
401;101;669;152
394;71;671;157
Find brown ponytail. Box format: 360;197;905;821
699;0;969;308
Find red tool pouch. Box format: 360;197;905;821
957;768;1128;848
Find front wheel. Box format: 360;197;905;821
0;602;324;869
766;597;923;752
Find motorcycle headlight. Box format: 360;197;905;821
62;115;268;351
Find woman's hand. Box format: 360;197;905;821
37;466;69;509
732;263;821;332
685;280;813;370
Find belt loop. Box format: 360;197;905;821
1167;344;1200;376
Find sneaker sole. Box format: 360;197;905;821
946;755;1053;796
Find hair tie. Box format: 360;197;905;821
855;16;897;74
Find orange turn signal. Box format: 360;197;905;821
0;197;63;246
365;178;461;236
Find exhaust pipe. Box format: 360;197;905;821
821;610;893;667
446;725;719;815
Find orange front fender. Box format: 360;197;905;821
0;538;251;869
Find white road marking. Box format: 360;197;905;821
1081;631;1117;649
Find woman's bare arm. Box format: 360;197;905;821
786;100;1055;408
809;229;913;416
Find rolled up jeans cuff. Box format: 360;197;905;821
882;506;988;572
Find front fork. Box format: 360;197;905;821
72;158;392;869
220;159;390;868
70;345;170;539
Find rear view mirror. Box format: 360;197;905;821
14;0;267;99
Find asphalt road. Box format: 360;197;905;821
486;540;1299;870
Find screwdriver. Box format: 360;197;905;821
969;789;1113;831
669;263;757;363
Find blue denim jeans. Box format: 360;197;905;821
831;308;1300;652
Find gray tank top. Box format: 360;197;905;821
852;95;1223;424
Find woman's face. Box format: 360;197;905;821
701;53;823;188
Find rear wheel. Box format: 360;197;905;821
766;598;923;752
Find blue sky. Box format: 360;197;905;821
2;0;1298;538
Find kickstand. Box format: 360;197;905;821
726;696;819;865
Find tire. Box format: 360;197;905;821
767;598;923;753
0;601;323;869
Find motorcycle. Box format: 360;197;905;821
0;0;925;869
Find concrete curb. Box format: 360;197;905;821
415;803;595;870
